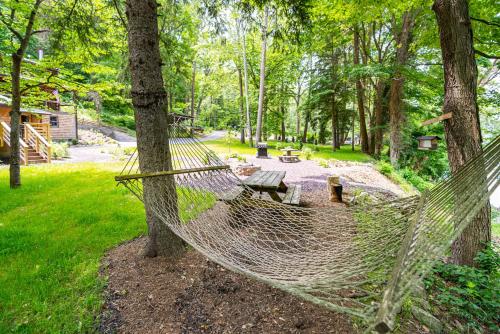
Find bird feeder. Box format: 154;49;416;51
417;136;440;151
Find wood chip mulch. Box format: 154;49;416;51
98;183;426;333
99;187;360;334
99;237;357;334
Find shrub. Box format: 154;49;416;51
378;161;394;176
400;168;433;192
51;142;69;159
274;142;286;150
424;246;500;332
318;159;329;168
302;147;313;160
122;146;136;156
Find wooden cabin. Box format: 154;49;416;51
0;101;77;164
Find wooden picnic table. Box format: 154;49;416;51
280;148;300;156
243;170;287;202
279;148;300;163
221;171;302;205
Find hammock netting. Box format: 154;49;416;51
116;119;500;333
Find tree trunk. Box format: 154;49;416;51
241;28;253;147
190;61;196;134
389;10;417;167
281;105;286;142
9;0;43;189
374;80;385;158
126;0;185;258
10;54;22;188
353;26;369;153
255;6;268;143
295;80;302;136
263;96;268;141
351;108;355;151
331;95;337;151
302;108;310;143
238;67;245;143
433;0;490;267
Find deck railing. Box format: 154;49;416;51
24;123;52;163
1;121;29;165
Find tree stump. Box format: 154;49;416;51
327;175;343;203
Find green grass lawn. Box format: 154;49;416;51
203;138;373;162
0;163;146;333
493;223;500;238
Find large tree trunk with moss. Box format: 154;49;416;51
126;0;185;258
389;11;417;167
353;26;369;154
433;0;490;266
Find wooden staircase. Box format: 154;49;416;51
26;147;48;164
1;121;51;165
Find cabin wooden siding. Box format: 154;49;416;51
0;106;10;123
42;112;77;141
0;106;45;124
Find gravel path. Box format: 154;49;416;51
199;130;226;142
55;145;121;164
230;154;407;198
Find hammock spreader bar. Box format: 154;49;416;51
114;165;230;182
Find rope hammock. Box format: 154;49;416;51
116;119;500;333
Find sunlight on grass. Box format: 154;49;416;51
493;223;500;238
0;163;146;333
203;138;372;162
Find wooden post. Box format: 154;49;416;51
327;175;343;202
24;146;28;165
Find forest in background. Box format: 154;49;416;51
0;0;498;185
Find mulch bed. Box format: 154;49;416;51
99;238;356;334
98;185;423;333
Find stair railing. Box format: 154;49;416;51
24;123;52;163
1;121;29;165
27;122;51;142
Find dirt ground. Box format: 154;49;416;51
99;187;362;334
99;238;358;334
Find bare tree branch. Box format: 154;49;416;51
475;49;500;59
470;16;500;28
30;28;50;36
112;0;128;31
0;16;23;41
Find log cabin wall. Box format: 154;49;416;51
0;106;10;123
42;112;77;141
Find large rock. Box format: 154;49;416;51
411;306;443;334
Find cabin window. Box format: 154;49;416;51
50;116;59;127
